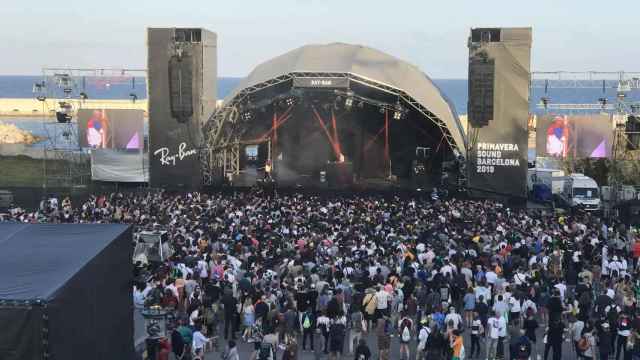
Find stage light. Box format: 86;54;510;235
286;97;295;107
393;101;405;120
345;97;354;109
32;81;45;94
241;111;253;121
599;97;608;108
540;97;550;109
55;111;72;123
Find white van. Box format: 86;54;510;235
559;173;600;210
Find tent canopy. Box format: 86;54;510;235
225;42;466;152
0;223;131;300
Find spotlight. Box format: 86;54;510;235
241;110;253;121
393;101;405;120
345;97;354;109
540;96;551;109
32;81;45;94
598;97;608;109
55;112;72;123
286;96;295;107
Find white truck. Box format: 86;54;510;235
559;173;601;210
527;168;565;195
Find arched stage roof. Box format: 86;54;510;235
220;43;467;153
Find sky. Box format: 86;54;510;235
1;0;639;78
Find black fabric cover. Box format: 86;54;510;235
0;224;133;360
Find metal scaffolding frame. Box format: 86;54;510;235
34;67;147;189
531;70;640;213
201;72;463;184
531;70;640;111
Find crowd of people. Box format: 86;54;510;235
3;188;640;360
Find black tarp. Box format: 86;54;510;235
0;224;133;360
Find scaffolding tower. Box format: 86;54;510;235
32;67;146;190
531;70;640;214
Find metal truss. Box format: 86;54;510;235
201;72;464;183
34;67;147;189
532;71;640;89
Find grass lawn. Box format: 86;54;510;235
0;155;68;187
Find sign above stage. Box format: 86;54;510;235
293;77;349;89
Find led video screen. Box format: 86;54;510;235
536;114;613;158
77;109;144;150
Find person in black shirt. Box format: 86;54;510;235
544;319;565;360
598;321;614;360
523;311;539;359
204;280;222;304
306;285;319;314
221;290;238;340
547;289;564;323
476;295;490;330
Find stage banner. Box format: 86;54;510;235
293;77;349;89
536;114;613;159
467;28;532;199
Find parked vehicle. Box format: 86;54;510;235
558;173;600;210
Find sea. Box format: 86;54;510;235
1;75;639;149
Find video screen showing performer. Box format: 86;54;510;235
78;109;143;150
86;110;112;149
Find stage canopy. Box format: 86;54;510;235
0;224;133;360
216;42;466;154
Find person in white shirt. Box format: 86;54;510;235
417;320;431;356
485;269;498;287
487;311;504;360
513;270;529;286
554;282;567;301
316;312;331;353
493;295;508;318
192;326;210;357
475;283;492;303
509;295;522;325
522;297;538;316
470;313;484;359
375;287;390;318
445;307;463;330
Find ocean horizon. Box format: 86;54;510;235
1;75;639;117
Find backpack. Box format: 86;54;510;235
577;336;589;352
303;313;312;329
401;318;412;339
258;343;274;360
402;325;411;342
